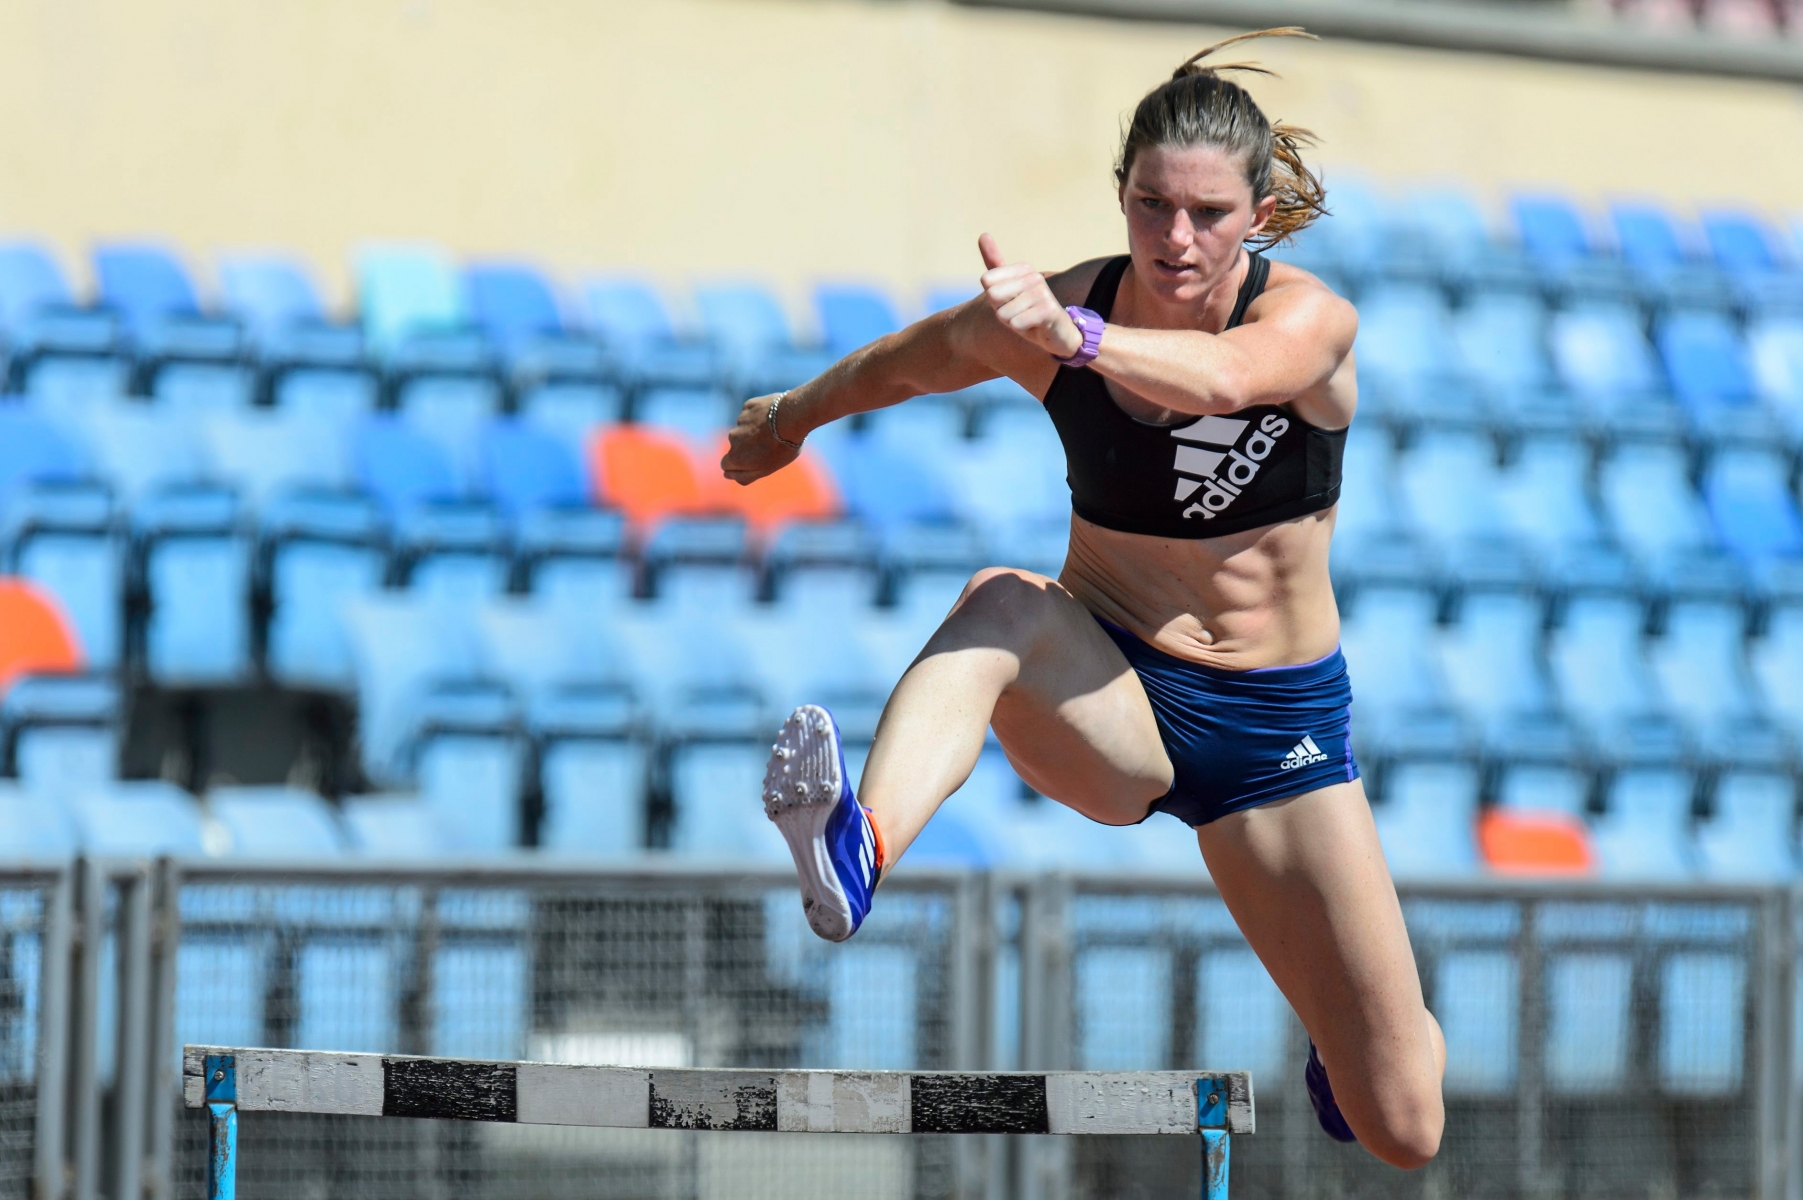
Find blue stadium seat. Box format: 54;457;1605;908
815;284;901;357
882;520;985;632
478;418;584;518
465;261;565;350
1436;591;1550;728
1609;202;1690;272
1746;317;1803;430
1656;310;1755;413
396;502;510;607
1549;304;1664;400
92;243;200;333
202;408;350;508
353;415;459;515
71;399;207;499
0;406;84;501
1337;583;1448;715
534;686;650;858
519;383;624;471
1657;952;1745;1096
1651;594;1759;735
1452;292;1552;392
1495;762;1589;818
1704;447;1803;563
1493;434;1602;549
1335;424;1400;540
413;681;526;853
518;507;634;610
216;254;326;341
1592;769;1696;880
1596;441;1716;563
1547;593;1665;726
864;395;967;447
1371;761;1481;878
1354;284;1460;385
1396;430;1508;543
694;282;794;361
668;731;787;863
643;516;755;612
355;243;465;354
208;786;346;857
633;385;736;441
71;781;206;855
734;607;889;720
5;673;119;795
0;782;76;857
262;490;388;690
1407;188;1494;265
5;482;121;669
136;485;253;684
1752;600;1803;740
580;278;719;388
340;793;451;858
0;243;73;328
819;436;958;533
343;593;482;786
1700;209;1779;274
943;405;1068;538
1510;195;1595;264
264;323;378;422
390;330;503;487
1694;770;1799;880
766;519;879;615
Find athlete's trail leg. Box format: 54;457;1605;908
1198;780;1446;1170
858;568;1172;860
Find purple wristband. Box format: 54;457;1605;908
1055;306;1104;368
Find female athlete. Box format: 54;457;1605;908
720;28;1445;1169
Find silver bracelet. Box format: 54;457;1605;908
766;391;804;450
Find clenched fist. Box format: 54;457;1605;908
978;233;1083;360
720;392;800;486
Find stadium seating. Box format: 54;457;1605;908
0;184;1795;874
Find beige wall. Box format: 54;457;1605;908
0;0;1799;323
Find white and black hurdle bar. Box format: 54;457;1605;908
186;1045;1254;1200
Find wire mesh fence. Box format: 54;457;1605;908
0;867;68;1200
1018;877;1790;1200
156;865;985;1200
9;861;1795;1199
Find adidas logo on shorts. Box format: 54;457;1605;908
1280;735;1329;771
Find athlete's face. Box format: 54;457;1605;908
1119;144;1277;302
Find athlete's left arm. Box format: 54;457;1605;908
1091;280;1358;425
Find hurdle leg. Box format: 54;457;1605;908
1196;1075;1230;1200
205;1053;238;1200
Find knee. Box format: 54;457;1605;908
945;568;1061;636
1355;1085;1443;1171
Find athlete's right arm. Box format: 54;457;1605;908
720;275;1065;486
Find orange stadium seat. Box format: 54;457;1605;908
705;436;840;530
590;425;710;525
0;579;83;693
1477;808;1596;876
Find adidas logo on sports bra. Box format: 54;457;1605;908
1280;736;1329;770
1169;412;1290;521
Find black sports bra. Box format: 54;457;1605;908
1042;253;1346;540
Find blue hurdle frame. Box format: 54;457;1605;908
204;1054;236;1200
1197;1074;1230;1200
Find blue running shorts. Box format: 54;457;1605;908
1096;618;1360;828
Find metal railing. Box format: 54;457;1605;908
7;860;1800;1198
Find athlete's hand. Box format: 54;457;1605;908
978;233;1083;360
721;392;800;486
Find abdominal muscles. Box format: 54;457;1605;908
1057;508;1342;670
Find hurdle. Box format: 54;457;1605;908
185;1044;1253;1199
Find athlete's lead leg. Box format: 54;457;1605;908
1197;779;1447;1170
765;567;1173;942
857;568;1175;858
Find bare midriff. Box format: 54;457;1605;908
1058;506;1342;671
